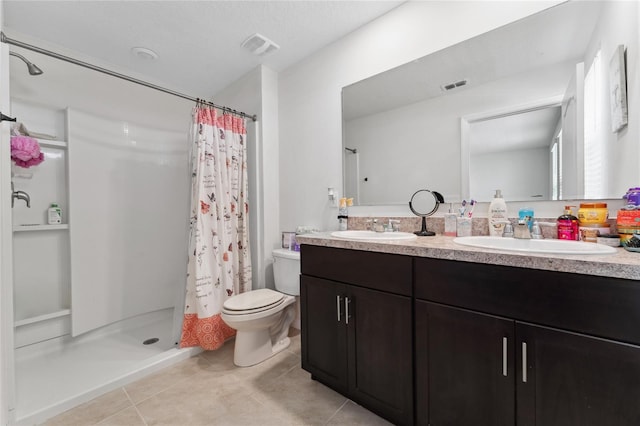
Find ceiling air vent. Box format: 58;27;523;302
440;78;469;92
241;33;280;56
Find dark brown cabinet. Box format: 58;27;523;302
517;322;640;426
301;244;640;425
416;301;515;426
415;257;640;426
301;245;413;425
300;276;347;393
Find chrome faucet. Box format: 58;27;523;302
384;219;400;232
11;182;30;208
514;220;531;239
530;221;557;240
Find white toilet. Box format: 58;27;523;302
221;249;300;367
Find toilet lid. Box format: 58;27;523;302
223;288;285;312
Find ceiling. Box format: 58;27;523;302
470;106;562;155
2;0;404;98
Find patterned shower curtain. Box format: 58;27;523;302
180;103;252;350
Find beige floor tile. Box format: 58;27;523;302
251;365;348;425
230;350;300;389
327;400;393;426
43;388;132;426
42;329;389;426
96;406;146;426
197;339;237;373
200;393;301;426
286;332;301;356
135;369;253;425
125;356;212;403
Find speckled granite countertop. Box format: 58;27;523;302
295;233;640;281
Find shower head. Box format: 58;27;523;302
9;51;43;75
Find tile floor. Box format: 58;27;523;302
43;331;392;425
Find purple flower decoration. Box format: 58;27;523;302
11;136;44;168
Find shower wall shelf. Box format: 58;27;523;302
11;99;71;348
14;309;71;327
13;224;69;232
37;139;67;149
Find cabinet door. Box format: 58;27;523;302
416;301;515;426
347;285;413;425
517;323;640;426
300;275;348;393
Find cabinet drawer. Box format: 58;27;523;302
415;257;640;345
301;245;412;296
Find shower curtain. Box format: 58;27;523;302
180;104;251;350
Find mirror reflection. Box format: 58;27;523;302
342;1;639;205
466;100;563;202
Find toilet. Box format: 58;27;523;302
221;249;300;367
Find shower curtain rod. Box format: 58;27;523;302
0;32;257;122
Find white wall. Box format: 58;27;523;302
471;147;550;202
585;1;639;197
278;1;562;231
0;0;17;421
215;65;279;290
67;109;189;336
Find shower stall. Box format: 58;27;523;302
0;41;256;424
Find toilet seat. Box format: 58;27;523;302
223;288;285;316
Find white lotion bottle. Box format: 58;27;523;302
488;190;508;236
48;202;62;225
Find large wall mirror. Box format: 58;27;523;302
342;1;639;205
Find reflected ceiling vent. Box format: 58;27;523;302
241;33;280;56
440;78;469;92
131;46;158;61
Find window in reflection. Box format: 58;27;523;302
584;50;606;199
551;137;560;200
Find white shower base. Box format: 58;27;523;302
13;308;200;425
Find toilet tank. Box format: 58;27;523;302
273;249;300;296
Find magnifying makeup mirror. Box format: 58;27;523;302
409;189;444;236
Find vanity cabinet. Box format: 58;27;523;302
416;301;515;425
300;245;414;426
516;322;640;426
415;257;640;426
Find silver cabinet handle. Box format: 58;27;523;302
336;295;342;322
345;296;351;325
502;337;508;377
522;342;528;383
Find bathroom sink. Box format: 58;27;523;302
331;230;418;241
453;236;617;255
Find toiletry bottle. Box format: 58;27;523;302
557;206;579;240
338;197;347;216
338;198;348;231
456;216;472;237
488;189;508;236
518;208;534;231
444;203;457;236
344;198;353;230
48;203;62;225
